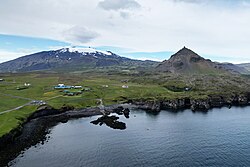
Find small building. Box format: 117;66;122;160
83;87;91;91
0;79;4;82
73;86;83;89
122;85;129;89
55;84;84;89
102;85;109;88
24;83;31;87
75;91;82;95
63;90;70;93
54;84;72;89
185;87;192;91
64;91;82;96
67;92;75;96
17;83;31;90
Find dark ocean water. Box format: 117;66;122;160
10;107;250;167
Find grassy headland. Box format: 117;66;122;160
0;70;249;137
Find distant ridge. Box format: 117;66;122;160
238;63;250;72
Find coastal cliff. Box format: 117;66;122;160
130;93;250;112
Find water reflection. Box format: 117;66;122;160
145;110;160;116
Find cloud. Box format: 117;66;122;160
63;26;99;45
127;56;162;62
173;0;201;3
1;0;250;63
98;0;141;11
0;50;32;63
120;11;130;19
172;0;250;7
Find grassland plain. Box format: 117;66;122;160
0;71;250;137
0;72;171;136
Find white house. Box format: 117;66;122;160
24;83;31;87
122;85;129;88
74;86;83;89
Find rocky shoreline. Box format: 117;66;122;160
0;94;250;166
0;104;131;166
130;93;250;112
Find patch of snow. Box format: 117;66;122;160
58;47;112;56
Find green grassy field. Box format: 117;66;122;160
0;106;37;137
0;71;249;137
0;94;29;111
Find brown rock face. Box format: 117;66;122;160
156;47;238;74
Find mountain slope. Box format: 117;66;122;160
156;47;248;74
220;63;249;74
0;47;157;72
238;63;250;72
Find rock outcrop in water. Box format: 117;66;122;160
91;106;130;130
113;106;130;118
91;115;126;130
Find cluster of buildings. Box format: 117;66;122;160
54;84;83;89
54;84;90;96
54;83;129;96
102;84;129;89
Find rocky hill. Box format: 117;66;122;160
156;47;248;74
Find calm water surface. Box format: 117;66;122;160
10;107;250;167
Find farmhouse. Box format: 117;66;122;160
83;87;91;91
122;85;129;88
54;84;72;89
185;87;192;91
73;86;83;89
63;90;82;96
24;83;31;87
17;83;31;90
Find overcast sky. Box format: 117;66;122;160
1;0;250;63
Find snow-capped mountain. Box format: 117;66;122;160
0;47;157;72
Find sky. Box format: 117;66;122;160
1;0;250;63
